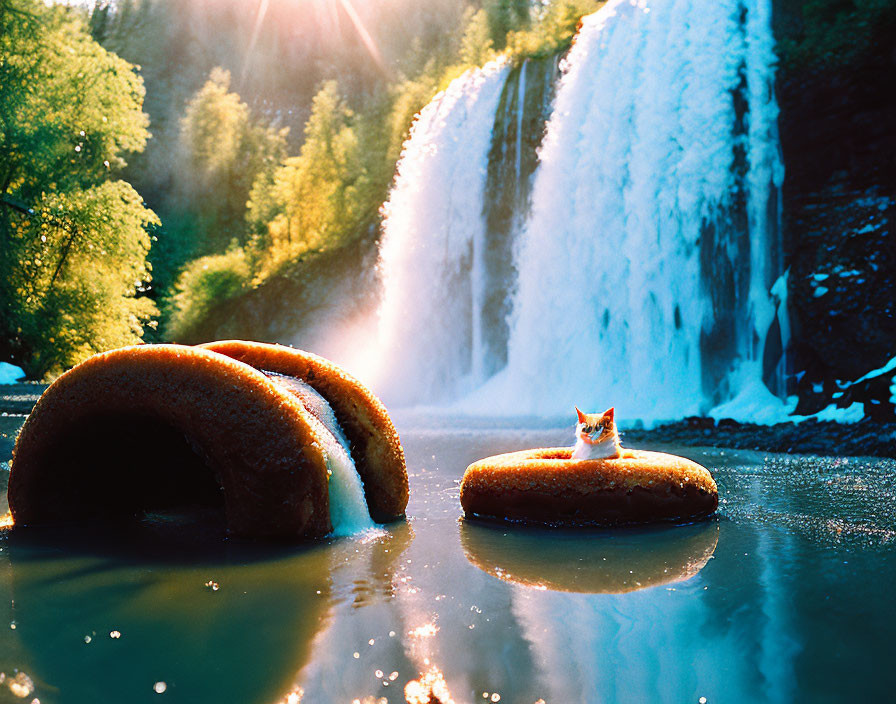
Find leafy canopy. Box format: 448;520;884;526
246;81;367;276
0;0;157;378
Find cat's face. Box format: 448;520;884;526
575;406;616;444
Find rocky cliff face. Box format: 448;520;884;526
774;0;896;416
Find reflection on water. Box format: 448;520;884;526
1;426;896;703
3;529;333;704
461;519;718;593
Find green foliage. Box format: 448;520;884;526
460;8;496;67
483;0;532;49
0;2;149;197
178;67;288;258
0;0;157;378
505;0;604;60
246;81;368;277
166;247;250;340
776;0;896;70
181;68;251;176
2;181;158;378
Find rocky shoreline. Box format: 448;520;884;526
624;417;896;459
1;382;893;461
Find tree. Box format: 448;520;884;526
246;81;366;275
166;247;249;341
178;67;287;258
505;0;603;59
459;8;496;67
0;0;158;377
484;0;532;49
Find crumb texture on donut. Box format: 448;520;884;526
8;345;332;539
201;340;408;522
460;447;718;527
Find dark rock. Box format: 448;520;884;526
774;0;896;409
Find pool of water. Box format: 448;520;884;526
1;422;895;703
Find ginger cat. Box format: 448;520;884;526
572;406;622;460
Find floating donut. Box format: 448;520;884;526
460;447;718;527
8;343;407;539
460;520;719;593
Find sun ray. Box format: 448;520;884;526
239;0;270;88
337;0;389;77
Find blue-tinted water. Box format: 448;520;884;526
1;422;894;703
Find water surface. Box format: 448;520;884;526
1;422;894;703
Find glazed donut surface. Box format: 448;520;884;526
461;447;718;527
9;345;331;538
9;342;408;539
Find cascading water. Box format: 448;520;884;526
375;0;785;423
376;59;510;405
376;56;557;405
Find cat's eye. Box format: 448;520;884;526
583;425;592;433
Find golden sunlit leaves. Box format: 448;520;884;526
0;0;158;377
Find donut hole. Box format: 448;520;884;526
23;413;225;530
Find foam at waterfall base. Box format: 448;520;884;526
709;377;866;426
398;367;865;430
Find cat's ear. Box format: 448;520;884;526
575;406;586;423
603;407;615;423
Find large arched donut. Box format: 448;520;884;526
461;448;718;527
201;340;408;522
8;343;406;539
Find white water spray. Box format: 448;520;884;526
376;59;510;405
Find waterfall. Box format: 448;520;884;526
375;0;785;424
376;59;510;405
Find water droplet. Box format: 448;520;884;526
84;635;92;644
110;630;121;639
389;671;398;681
375;669;384;678
353;652;360;659
154;681;167;694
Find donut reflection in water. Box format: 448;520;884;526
460;520;719;593
2;519;416;704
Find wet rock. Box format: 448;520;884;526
773;0;896;409
625;417;896;458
